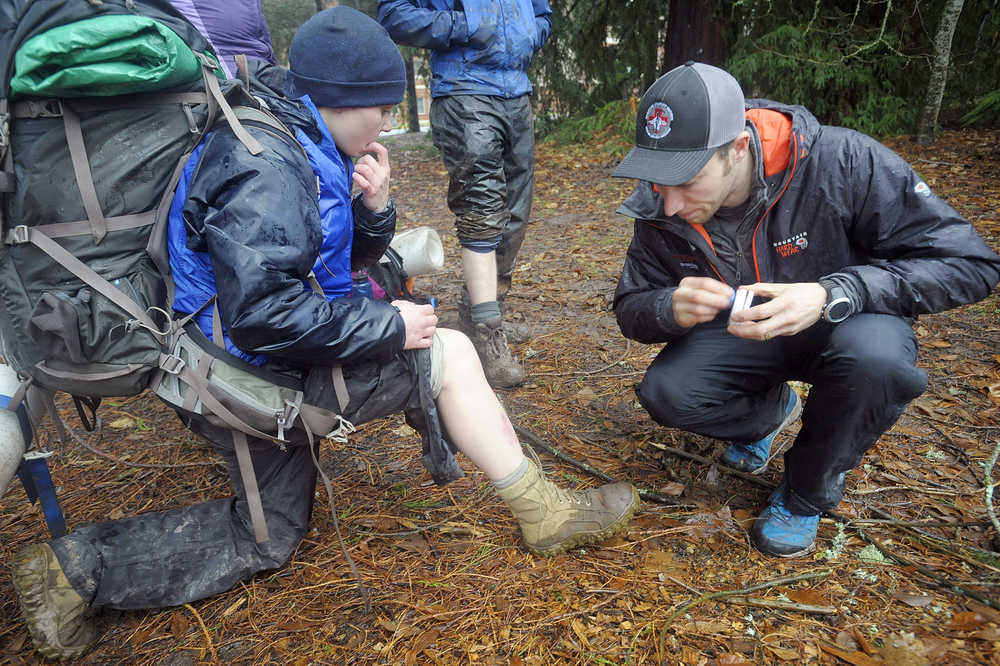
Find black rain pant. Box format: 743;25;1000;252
48;349;438;610
430;94;535;291
636;313;927;514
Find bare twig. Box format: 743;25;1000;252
916;158;965;167
985;439;1000;540
537;590;626;624
514;424;682;505
848;523;1000;611
924;420;986;487
862;505;1000;560
657;570;832;656
913;413;1000;431
532;339;633;377
723;595;836;615
655;443;775;490
667;576;702;595
845;518;990;528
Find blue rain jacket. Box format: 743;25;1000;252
167;92;402;367
378;0;551;98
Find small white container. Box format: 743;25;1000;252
388;226;445;276
0;363;29;498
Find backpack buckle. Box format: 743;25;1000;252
276;401;300;441
24;99;62;118
159;353;186;375
10;225;29;244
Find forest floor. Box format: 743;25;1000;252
1;127;999;666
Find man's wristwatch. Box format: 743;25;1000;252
821;284;853;323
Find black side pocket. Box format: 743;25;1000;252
26;289;91;363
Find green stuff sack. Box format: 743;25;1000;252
9;14;203;98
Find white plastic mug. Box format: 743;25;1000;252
387;227;445;276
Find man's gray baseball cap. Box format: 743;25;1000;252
613;62;746;186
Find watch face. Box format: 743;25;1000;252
826;298;852;322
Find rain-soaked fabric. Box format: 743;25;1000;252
9;15;205;97
430;94;535;281
635;313;927;514
49;338;455;610
168;86;404;370
377;0;551;99
167;94;356;366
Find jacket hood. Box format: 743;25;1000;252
617;98;822;222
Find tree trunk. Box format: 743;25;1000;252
663;0;728;74
914;0;966;145
404;50;421;133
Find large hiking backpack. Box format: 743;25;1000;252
0;0;347;542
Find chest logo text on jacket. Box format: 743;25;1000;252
773;231;809;258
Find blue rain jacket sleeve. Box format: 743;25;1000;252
378;0;551;98
377;0;470;50
181;125;405;367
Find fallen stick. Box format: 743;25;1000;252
850;524;1000;611
655;443;775;489
722;595;836;615
514;424;682;505
657;570;832;657
985;439;1000;541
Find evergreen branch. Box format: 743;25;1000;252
656;570;833;657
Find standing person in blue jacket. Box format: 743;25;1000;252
611;63;1000;558
378;0;552;388
9;9;638;661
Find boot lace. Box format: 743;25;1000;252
524;443;594;507
551;483;594;507
483;322;513;359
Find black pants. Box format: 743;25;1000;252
636;314;927;514
49;351;430;610
430;94;535;286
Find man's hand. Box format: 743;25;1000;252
353;141;391;213
672;276;735;328
728;282;826;341
394;299;437;350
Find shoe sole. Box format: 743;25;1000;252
751;537;816;559
747;390;803;475
525;486;641;557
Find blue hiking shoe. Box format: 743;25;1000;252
751;484;820;558
720;387;802;474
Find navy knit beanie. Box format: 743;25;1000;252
286;7;405;108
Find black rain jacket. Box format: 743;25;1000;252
613;99;1000;345
181;82;404;368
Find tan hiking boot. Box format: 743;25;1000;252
11;543;96;661
496;460;640;556
470;316;525;388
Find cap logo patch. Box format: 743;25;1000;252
914;181;931;197
645;102;674;139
